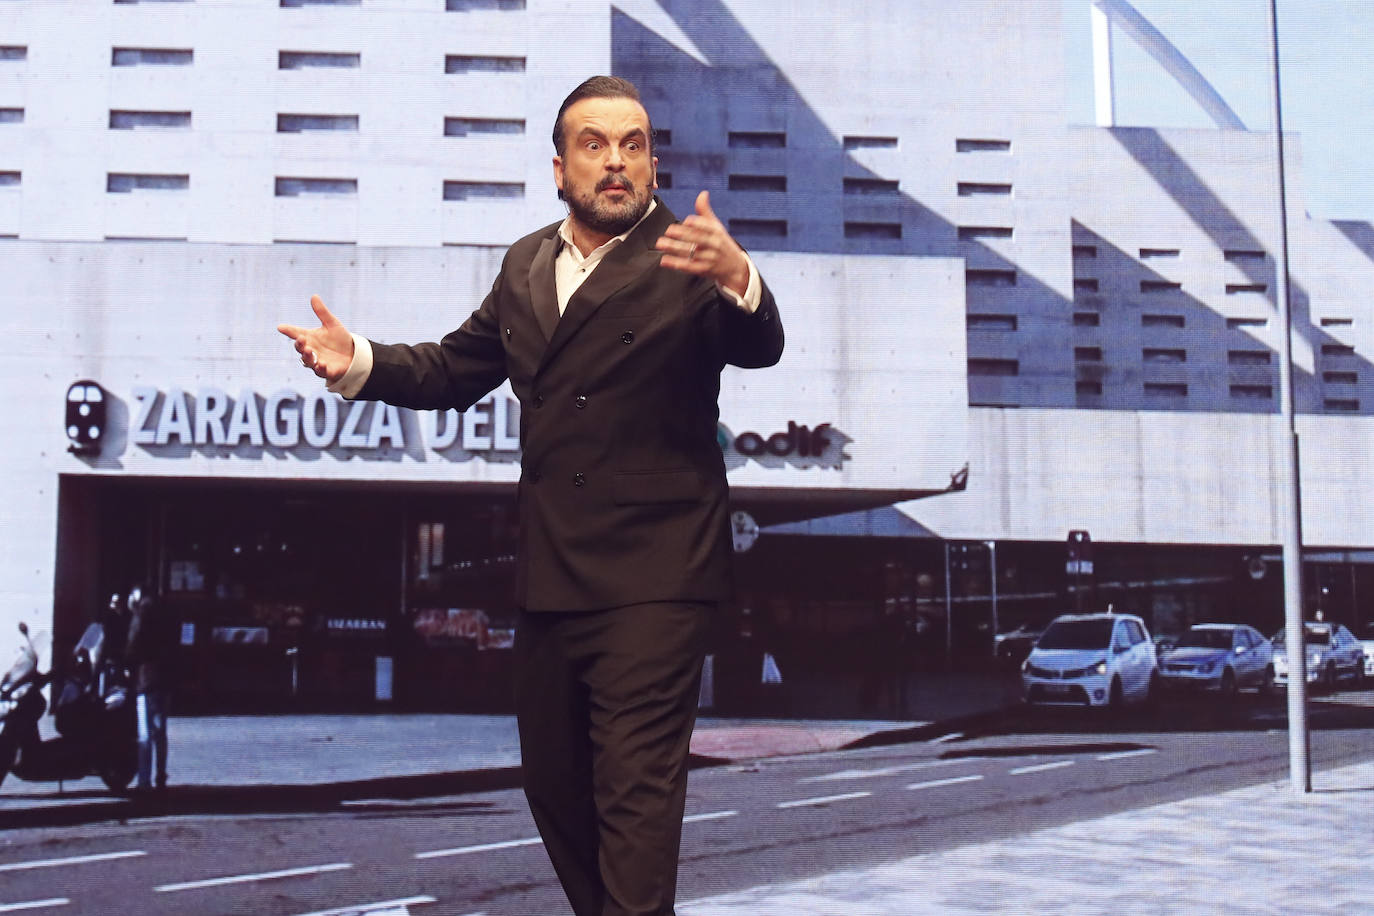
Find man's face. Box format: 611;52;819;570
553;95;657;239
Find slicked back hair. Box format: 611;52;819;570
552;75;654;159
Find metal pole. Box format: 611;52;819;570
944;541;953;667
987;540;999;655
1266;0;1310;795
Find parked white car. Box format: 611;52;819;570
1022;613;1158;708
1158;624;1273;697
1271;622;1367;691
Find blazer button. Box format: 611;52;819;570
621;330;634;344
574;394;587;409
505;327;512;338
533;394;544;409
573;472;586;487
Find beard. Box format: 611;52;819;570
564;172;654;238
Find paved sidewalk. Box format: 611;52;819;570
678;758;1374;915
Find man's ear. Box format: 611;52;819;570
651;155;659;191
552;155;565;198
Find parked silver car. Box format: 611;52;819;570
1022;613;1158;708
1158;624;1272;697
1271;622;1367;691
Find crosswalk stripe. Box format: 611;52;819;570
1010;760;1076;775
0;900;69;913
415;837;542;860
906;774;986;791
291;894;439;916
0;851;145;873
155;862;352;893
777;791;872;809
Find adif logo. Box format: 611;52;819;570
66;380;106;455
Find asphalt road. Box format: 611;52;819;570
3;690;1372;915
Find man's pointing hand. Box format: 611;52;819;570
277;295;354;385
655;190;751;299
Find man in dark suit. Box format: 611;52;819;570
279;76;782;915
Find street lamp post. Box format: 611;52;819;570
1265;0;1310;795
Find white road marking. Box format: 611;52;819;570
801;758;972;783
683;809;737;823
1096;748;1159;762
0;850;146;873
906;774;986;791
1010;760;1076;775
932;732;964;743
776;791;872;809
155;862;352;893
415;837;542;860
0;900;69;914
291;895;440;916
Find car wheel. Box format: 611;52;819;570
1109;677;1124;710
0;727;15;788
1259;665;1275;697
1219;669;1238;701
1324;662;1338;693
1351;662;1365;690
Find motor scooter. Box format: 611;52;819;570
0;620;138;793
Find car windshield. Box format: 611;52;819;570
1177;629;1232;650
1037;619;1113;650
1272;628;1330;646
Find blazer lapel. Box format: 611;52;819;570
528;235;560;341
538;201;674;370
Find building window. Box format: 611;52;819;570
1225;249;1266;263
110;110;191;129
968;314;1018;331
1073;312;1101;327
956;138;1010;153
1073;278;1099;293
1226;283;1268;294
445;55;525;73
1072;244;1097;259
657;172;672;189
0;108;23;124
843;177;899;195
1075;380;1103;396
442;181;523;200
1228;349;1271;366
1227;317;1268;329
957;182;1011;197
1319;317;1353;327
1144;382;1188;397
1321;343;1356;358
966;269;1016;287
958;226;1013;240
447;0;526;9
0;46;27;62
728;131;785;149
1140;280;1182;293
1323;371;1358;384
281;0;361;7
654;129;671;147
1324;398;1360;412
729;174;787;192
443;117;524;137
277;114;359;133
1139;247;1180;259
107;173;188;192
0;171;20;188
968;358;1019;377
1230;384;1273;399
729;219;787;238
1142;348;1186;363
845;221;901;240
1074;346;1102;362
1142;313;1185;328
275;177;357;197
279;51;360;69
844;135;897;150
112;48;193;66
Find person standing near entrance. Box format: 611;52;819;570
278;75;784;915
125;583;174;792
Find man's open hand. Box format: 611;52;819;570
277;295;354;384
655;190;751;298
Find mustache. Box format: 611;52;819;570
596;175;635;193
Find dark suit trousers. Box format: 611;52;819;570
515;601;712;916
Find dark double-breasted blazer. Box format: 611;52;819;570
360;199;784;611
